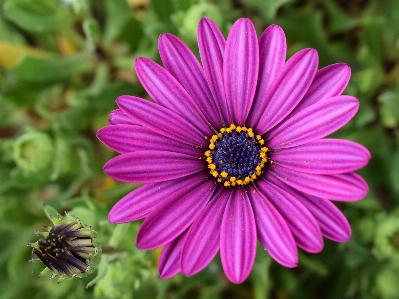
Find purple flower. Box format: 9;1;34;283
97;18;370;283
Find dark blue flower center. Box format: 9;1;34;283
205;125;268;187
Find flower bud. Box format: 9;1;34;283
29;205;101;283
13;129;54;172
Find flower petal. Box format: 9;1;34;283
159;230;188;279
267;95;359;149
109;109;137;125
220;188;256;284
137;178;216;249
269;177;351;242
104;150;205;183
116;95;206;147
257;178;323;253
269;164;369;201
248;185;298;267
249;48;318;134
224;18;259;125
181;187;229;276
108;172;208;223
293;63;351;114
297;195;351;242
158;33;223;129
253;25;286;108
198;18;229;124
270;138;371;174
135;57;212;136
97;124;202;156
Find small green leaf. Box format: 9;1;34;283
1;79;49;106
299;252;329;276
353;68;383;95
3;0;72;32
103;0;132;46
43;204;60;221
57;105;93;131
242;0;293;20
119;18;144;50
172;0;196;11
361;18;384;66
11;54;94;81
378;89;399;128
323;0;359;33
152;0;174;23
391;141;399;195
10;167;53;188
376;265;399;298
69;63;109;106
0;14;26;43
83;18;101;52
94;80;143;114
172;3;222;43
354;104;376;127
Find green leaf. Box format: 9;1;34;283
0;13;26;43
276;8;356;66
353;68;383;95
172;2;222;43
11;53;94;81
276;9;330;65
1;79;49;106
299;252;329;276
172;0;196;11
0;95;15;126
119;18;144;50
83;18;101;52
50;136;74;180
10;167;53;188
0;164;13;194
103;0;132;46
323;0;359;33
361;18;384;66
86;257;109;288
57;105;93;131
94;80;143;114
354;104;376;127
251;245;272;299
3;0;72;32
378;89;399;128
152;0;174;23
69;63;109;105
376;265;399;298
391;140;399;195
242;0;293;20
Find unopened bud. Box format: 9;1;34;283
29;205;101;283
13;129;53;172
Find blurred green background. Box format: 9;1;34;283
0;0;398;298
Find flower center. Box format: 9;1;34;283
205;124;269;187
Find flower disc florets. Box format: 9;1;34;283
205;124;268;187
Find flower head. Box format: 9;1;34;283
29;205;101;283
97;18;370;283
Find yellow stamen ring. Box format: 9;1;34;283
205;124;269;187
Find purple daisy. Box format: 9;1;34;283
97;18;370;283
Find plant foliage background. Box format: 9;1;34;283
0;0;398;298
